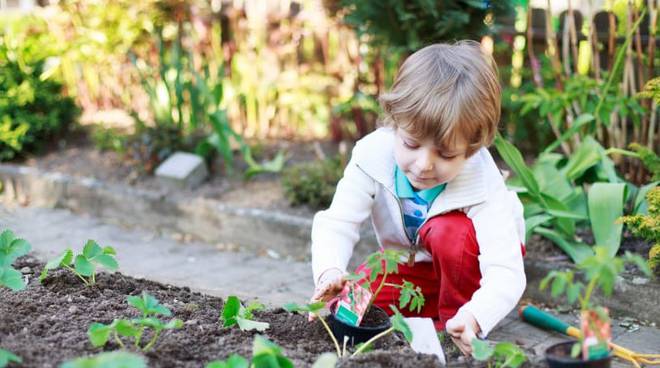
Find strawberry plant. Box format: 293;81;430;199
60;351;146;368
471;339;527;368
0;348;21;368
88;291;183;351
206;335;293;368
206;354;249;368
350;306;412;356
221;296;269;332
0;229;31;291
40;240;118;286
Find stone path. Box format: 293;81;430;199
1;204;658;367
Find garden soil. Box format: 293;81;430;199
0;257;452;367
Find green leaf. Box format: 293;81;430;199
60;351;146;368
494;135;541;200
236;317;270;332
550;275;567;298
283;301;325;314
82;240;103;259
164;319;184;330
252;335;293;368
128;292;171;317
74;255;94;277
389;306;413;343
633;181;659;215
88;322;112;347
0;348;21;367
0;267;25;291
40;248;73;281
525;214;552;240
493;342;527;367
115;320;140;337
533;227;593;263
221;296;241;327
471;338;494;361
624;252;652;276
102;246;117;256
94;254;118;271
561;137;602;181
588;183;625;257
206;354;249;368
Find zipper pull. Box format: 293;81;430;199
407;250;416;267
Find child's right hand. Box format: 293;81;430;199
309;268;346;321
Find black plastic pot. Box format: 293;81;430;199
326;305;391;346
546;341;612;368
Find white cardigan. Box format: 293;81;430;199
311;127;527;336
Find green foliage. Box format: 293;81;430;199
637;76;660;104
628;143;660;182
40;240;118;286
540;246;651;310
471;339;527;368
88;291;183;352
0;32;79;160
60;351;146;368
206;354;249;368
251;335;294;368
329;0;513;54
91;126;129;154
397;280;425;314
221;296;269;332
0;229;31;291
619;187;660;275
0;348;21;368
281;157;344;209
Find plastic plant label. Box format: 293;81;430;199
332;282;372;326
580;309;611;360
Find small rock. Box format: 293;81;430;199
20;267;31;274
631;277;649;285
67;296;73;303
68;306;79;314
184;319;198;326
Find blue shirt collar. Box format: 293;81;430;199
394;166;446;203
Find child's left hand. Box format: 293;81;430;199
445;310;480;356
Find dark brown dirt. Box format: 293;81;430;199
0;257;442;368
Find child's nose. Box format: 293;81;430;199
416;150;435;171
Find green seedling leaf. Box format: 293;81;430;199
115;320;139;337
398;280;425;313
128;292;172;317
102;246;117;256
236;317;270;332
0;230;31;267
0;348;22;367
354;341;374;353
206;354;249;368
283;301;325;314
570;342;582;358
0;268;25;291
311;352;338;368
252;335;293;368
40;248;73;281
88;322;112;347
94;254;119;271
60;351;146;368
74;255;94;277
471;338;494;361
493;342;527;368
221;296;242;327
83;240;104;259
389;306;413;343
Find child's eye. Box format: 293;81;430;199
403;140;419;149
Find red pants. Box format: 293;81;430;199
356;211;482;331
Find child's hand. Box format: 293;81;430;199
445;310;480;356
308;269;346;321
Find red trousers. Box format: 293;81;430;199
356;211;482;331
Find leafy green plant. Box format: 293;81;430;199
283;301;341;356
60;351;146;368
91;126;129;155
540;246;651;358
350;306;412;357
0;348;21;368
40;240;118;286
0;32;79;160
619;187;660;276
471;339;527;368
206;354;249;368
281;157;344;209
494;135;650;262
251;335;294;368
0;229;31;291
88;291;183;352
221;296;269;332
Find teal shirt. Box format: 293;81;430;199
394;166;446;240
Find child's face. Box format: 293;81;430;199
394;128;469;190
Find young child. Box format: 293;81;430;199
309;41;526;355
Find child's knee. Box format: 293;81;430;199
419;211;478;260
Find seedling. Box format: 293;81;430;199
350;306;412;356
205;335;293;368
471;339;527;368
283;301;341;356
60;351;146;368
540;245;651;359
0;348;21;368
221;296;269;332
0;229;31;291
88;291;183;352
40;239;118;286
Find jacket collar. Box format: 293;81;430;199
354;128;488;213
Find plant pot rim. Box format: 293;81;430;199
545;341;613;364
328;304;391;331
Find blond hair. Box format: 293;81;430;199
379;40;501;156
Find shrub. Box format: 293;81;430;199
0;37;79;160
619;187;660;276
281;157;343;209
